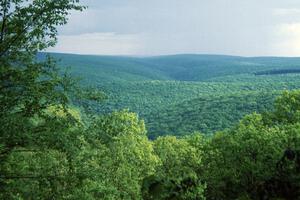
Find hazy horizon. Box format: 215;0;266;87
44;51;300;58
48;0;300;57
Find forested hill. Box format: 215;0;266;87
40;52;300;137
40;53;300;82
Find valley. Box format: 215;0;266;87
46;53;300;137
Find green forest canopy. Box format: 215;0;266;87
2;1;300;199
42;52;300;137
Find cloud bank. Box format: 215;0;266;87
48;0;300;56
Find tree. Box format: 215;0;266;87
142;135;205;200
202;114;286;199
88;109;147;143
74;110;160;200
266;90;300;124
0;0;85;136
0;0;85;198
201;90;300;199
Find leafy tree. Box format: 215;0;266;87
265;90;300;124
201;91;300;199
0;0;85;116
88;109;147;143
202;114;286;199
143;135;205;200
73;110;160;200
0;0;85;198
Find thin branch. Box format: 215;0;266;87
0;0;8;43
0;1;55;57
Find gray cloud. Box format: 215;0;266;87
50;0;300;56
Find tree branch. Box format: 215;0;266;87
0;0;8;43
0;1;55;57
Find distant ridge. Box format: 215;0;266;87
38;52;300;82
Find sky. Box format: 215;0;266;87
48;0;300;56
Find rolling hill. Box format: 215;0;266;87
40;52;300;137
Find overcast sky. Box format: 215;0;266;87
48;0;300;56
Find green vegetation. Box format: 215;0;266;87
3;1;300;199
146;92;277;137
255;68;300;75
43;53;300;137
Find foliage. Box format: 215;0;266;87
201;91;300;199
70;111;160;200
3;1;300;199
142;136;205;200
0;0;85;198
46;53;300;137
88;110;147;143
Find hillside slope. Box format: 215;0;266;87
145;92;278;138
40;52;300;137
43;53;300;82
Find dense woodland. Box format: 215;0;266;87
47;53;300;138
2;0;300;199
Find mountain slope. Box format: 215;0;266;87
43;53;300;82
39;52;300;137
145;92;278;138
